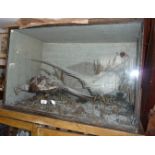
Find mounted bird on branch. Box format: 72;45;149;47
28;52;130;97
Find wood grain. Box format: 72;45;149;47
0;108;139;136
141;19;155;130
0;116;33;131
0;53;7;59
4;18;141;29
36;127;81;136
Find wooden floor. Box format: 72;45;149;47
0;106;140;136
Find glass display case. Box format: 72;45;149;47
4;20;143;133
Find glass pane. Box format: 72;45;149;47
5;22;143;133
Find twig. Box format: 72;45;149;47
31;59;87;88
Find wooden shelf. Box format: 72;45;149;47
0;108;140;136
0;53;7;59
0;58;6;67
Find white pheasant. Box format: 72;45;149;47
31;52;129;97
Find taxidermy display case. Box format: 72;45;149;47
4;20;143;133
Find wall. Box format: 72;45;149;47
5;30;43;105
42;43;137;68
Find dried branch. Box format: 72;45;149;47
31;59;87;88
